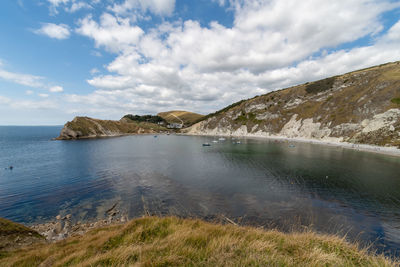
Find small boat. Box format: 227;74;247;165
154;135;158;138
235;141;241;144
202;143;211;146
212;140;218;143
288;144;296;148
218;137;226;141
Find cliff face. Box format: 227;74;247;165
56;117;166;140
185;62;400;148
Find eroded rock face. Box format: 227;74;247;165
184;61;400;148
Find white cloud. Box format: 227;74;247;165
71;0;400;116
90;68;100;75
49;86;64;92
0;61;64;93
109;0;176;17
65;1;91;12
39;93;50;98
47;0;69;15
0;68;44;88
0;95;11;104
34;23;71;39
76;13;144;53
212;0;225;7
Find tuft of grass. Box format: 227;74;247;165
0;216;397;266
391;98;400;105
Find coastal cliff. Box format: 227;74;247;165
185;61;400;148
56;116;166;140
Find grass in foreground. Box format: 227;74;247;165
0;216;397;266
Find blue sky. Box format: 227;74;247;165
0;0;400;125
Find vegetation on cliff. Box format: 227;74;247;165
0;218;44;253
122;114;167;124
56;116;167;140
0;216;396;266
188;61;400;148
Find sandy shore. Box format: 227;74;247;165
184;133;400;157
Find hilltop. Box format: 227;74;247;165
185;61;400;149
0;216;396;266
158;110;204;127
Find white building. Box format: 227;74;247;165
167;123;183;129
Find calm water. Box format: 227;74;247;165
1;126;400;255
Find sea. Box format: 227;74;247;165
1;126;400;255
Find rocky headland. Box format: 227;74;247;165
56;116;166;140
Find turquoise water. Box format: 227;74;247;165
1;126;400;255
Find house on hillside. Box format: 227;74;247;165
167;123;183;129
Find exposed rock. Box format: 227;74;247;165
184;61;400;148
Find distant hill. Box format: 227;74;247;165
158;111;204;126
185;61;400;148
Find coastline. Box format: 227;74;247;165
54;132;169;141
182;132;400;157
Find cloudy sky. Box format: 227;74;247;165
0;0;400;125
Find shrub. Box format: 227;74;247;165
306;77;336;94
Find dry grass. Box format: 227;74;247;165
1;216;396;266
158;111;204;126
0;218;44;253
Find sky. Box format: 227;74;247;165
0;0;400;125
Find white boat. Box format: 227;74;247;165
218;137;226;141
212;140;218;143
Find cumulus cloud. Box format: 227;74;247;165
71;0;400;116
34;23;71;39
76;13;144;53
49;86;64;92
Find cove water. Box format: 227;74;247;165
1;126;400;255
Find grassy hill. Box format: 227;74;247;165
56;116;167;140
0;218;44;253
158;111;204;126
186;61;400;148
0;216;396;266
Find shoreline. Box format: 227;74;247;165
54;132;172;141
183;133;400;157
